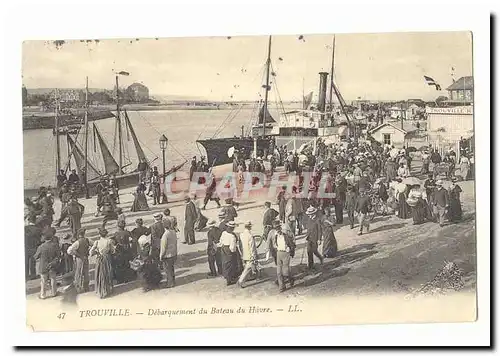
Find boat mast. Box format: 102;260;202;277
262;35;272;138
84;76;89;185
328;35;336;118
54;89;61;180
116;74;123;174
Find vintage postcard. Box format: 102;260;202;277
22;31;477;332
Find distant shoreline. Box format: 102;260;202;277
22;104;244;130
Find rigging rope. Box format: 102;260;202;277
136;111;189;162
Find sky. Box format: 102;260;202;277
22;31;473;102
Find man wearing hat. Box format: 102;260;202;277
162;209;179;232
218;210;228;232
262;201;279;241
218;221;239;286
25;214;42;280
271;222;296;292
237;221;258;288
160;219;178;288
33;227;61;299
150;213;165;262
189;156;197;182
184;195;198;245
206;220;223;277
305;206;324;270
433;180;449;227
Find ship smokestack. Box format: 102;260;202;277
317;72;329;113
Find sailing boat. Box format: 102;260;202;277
196;36;278;167
58;76;186;195
196;35;355;167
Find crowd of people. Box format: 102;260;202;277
25;136;472;299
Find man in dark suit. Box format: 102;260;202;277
184;196;198;245
305;206;323;271
262;201;278;240
433;180;449;227
25;214;42;280
355;189;372;235
206;220;223;277
345;186;358;229
149;213;165;263
33;227;61;299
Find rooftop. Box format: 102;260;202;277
446;76;473;91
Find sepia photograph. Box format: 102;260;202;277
21;30;479;333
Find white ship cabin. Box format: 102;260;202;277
278;109;344;137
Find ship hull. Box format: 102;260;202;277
197;137;273;166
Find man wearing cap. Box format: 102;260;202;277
433;180;449;227
184;195;198;245
67;228;90;293
305;206;324;270
160;219;178;288
150;213;165;262
206;220;223;277
237;221;258;288
272;222;296;292
33;227;61;299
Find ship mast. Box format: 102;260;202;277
328;35;336;118
54;89;61;181
84;76;89;185
262;35;272;138
116;74;123;174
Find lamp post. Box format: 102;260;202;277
159;134;168;204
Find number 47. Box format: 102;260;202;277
57;313;66;320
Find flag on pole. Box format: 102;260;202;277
424;76;441;91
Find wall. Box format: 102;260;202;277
371;125;406;148
426;106;473;141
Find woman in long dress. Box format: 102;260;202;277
89;228;115;299
321;211;338;258
397;183;411;219
448;180;463;222
67;228;90;293
459;155;470;181
130;182;149;212
407;185;426;225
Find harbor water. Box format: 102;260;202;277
23;109;258;190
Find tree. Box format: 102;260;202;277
435;96;448;105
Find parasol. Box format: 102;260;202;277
402;176;421;186
227;146;235;158
389;148;399;159
323;137;336;145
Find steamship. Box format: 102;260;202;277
196;35;353;167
